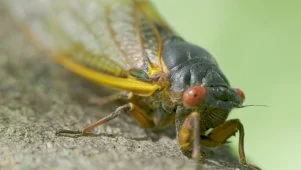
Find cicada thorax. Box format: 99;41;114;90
129;87;177;128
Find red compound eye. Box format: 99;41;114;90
183;86;206;106
235;88;245;104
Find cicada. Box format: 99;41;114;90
5;0;259;169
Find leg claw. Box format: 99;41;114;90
242;162;262;170
56;129;92;138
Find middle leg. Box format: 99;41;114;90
57;103;155;137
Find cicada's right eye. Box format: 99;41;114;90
235;88;245;104
182;85;206;106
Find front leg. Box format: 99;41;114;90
176;116;261;170
200;119;261;170
177;111;202;159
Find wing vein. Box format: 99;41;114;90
104;4;131;67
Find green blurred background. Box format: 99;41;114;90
152;1;301;170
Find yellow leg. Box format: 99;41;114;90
177;112;202;159
127;103;155;128
177;118;260;169
200;119;261;170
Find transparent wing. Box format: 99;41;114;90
3;0;175;95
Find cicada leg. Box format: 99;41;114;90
89;91;129;105
177;116;261;169
56;103;155;137
200;119;261;170
177;112;202;160
127;103;155;128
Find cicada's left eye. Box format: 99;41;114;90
183;85;206;106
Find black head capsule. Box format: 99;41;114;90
162;37;245;113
